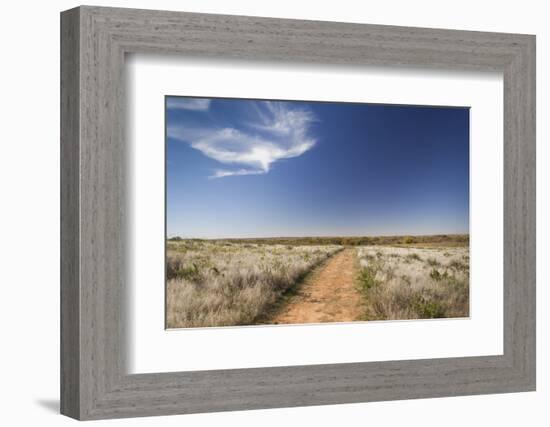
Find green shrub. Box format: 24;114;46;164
426;258;440;267
171;263;203;282
429;269;441;281
429;268;450;281
358;267;379;290
406;253;421;261
412;295;445;319
448;260;468;272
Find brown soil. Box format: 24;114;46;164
269;248;363;324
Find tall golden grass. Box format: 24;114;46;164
166;240;341;328
356;246;469;320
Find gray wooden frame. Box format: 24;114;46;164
60;5;536;420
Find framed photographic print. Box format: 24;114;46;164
61;5;536;420
164;96;471;329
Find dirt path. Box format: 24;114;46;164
269;248;364;324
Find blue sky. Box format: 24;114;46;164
166;96;469;238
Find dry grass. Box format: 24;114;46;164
356;246;469;320
166;240;341;328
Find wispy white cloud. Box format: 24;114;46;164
210;168;266;179
166;98;211;111
167;101;317;178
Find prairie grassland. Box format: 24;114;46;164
356;246;469;320
166;240;341;328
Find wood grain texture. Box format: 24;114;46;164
60;7;80;419
60;5;536;420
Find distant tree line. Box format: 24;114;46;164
167;234;469;247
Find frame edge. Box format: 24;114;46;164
60;6;82;420
61;6;537;420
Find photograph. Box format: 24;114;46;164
165;96;470;329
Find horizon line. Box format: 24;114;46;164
167;232;470;240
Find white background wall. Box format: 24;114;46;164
0;0;546;425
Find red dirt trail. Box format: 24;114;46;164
270;248;363;324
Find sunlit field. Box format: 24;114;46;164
165;235;469;329
356;246;469;320
166;240;341;328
